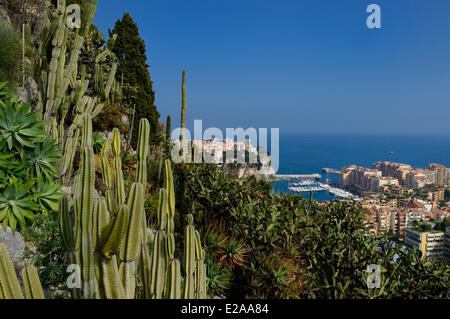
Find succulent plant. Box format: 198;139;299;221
0;243;45;299
58;115;207;299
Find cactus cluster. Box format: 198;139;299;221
140;160;206;299
59;114;147;299
36;0;119;184
0;244;45;299
58;114;207;299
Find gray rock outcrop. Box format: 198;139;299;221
0;227;25;272
17;77;38;106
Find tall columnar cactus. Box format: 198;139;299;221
166;115;172;154
37;0;119;184
165;233;181;299
180;70;186;137
100;139;115;214
0;244;45;299
59;113;148;299
142;160;207;299
164;160;176;233
183;214;200;298
112;127;126;206
180;70;187;159
58;114;207;299
137;119;150;185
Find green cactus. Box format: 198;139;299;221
180;70;187;159
166;115;172;148
150;229;167;299
183;214;197;298
0;244;45;299
36;0;119;184
112;127;126;206
58;114;148;299
164;160;176;232
165;234;181;299
180;70;186;132
136;118;150;185
57;114;207;299
22;263;46;299
141;160;207;299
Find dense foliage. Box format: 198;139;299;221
0;1;448;301
0;83;62;231
0;22;21;85
174;163;449;299
22;208;67;295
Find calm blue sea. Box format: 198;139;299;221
271;133;450;201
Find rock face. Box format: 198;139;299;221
225;162;277;181
17;77;38;106
0;227;25;272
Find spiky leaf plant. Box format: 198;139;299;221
0;23;21;85
0;179;39;232
26;139;62;182
0;84;62;232
0;93;46;158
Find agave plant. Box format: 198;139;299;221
0;84;62;232
0;151;17;173
31;181;63;213
0;23;21;84
205;257;232;296
92;132;106;154
25;139;62;182
201;225;226;257
218;237;247;268
0;88;46;158
0;179;40;232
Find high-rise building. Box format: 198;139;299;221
428;163;447;187
405;228;445;259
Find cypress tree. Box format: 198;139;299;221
108;13;160;144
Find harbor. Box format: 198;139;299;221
287;180;357;200
275;174;322;181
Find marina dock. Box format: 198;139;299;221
276;174;322;180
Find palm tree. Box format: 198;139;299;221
0;21;21;85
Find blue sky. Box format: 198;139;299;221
94;0;450;135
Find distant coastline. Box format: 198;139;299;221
272;133;450;201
